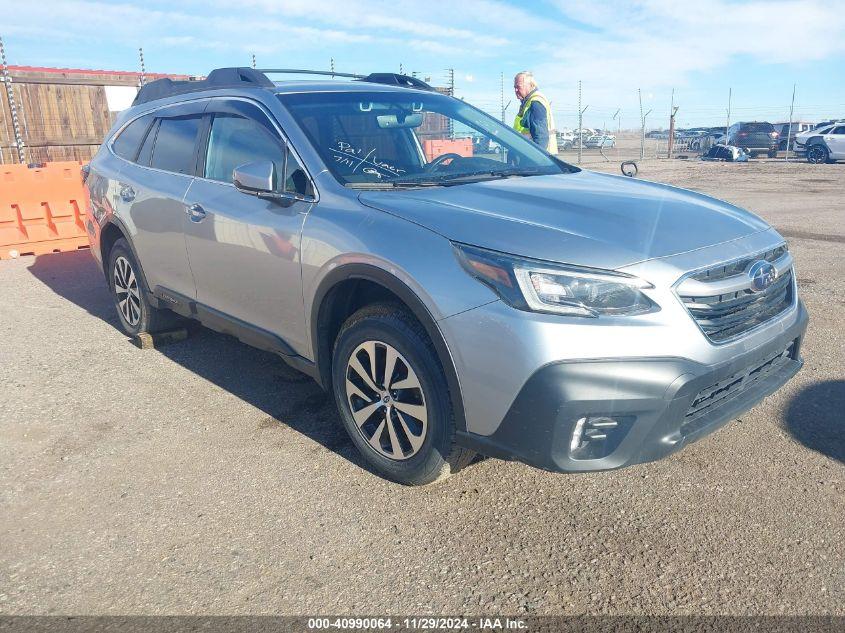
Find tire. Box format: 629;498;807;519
807;144;829;164
768;150;778;158
107;238;179;336
331;303;475;485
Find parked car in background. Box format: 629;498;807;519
727;122;778;157
84;66;807;485
794;121;844;157
556;129;574;150
801;123;845;164
584;134;616;148
772;122;814;151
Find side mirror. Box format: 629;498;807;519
233;160;277;196
233;160;316;204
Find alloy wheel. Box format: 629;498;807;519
345;340;428;461
807;145;827;164
113;256;141;326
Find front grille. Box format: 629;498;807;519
682;341;795;435
677;245;794;343
681;269;794;343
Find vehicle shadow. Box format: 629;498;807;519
784;379;845;465
25;250;372;473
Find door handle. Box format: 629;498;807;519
119;184;135;202
186;203;207;223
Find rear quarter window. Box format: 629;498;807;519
111;114;153;161
149;116;202;175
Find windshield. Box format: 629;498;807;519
277;90;575;187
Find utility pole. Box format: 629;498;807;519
500;72;505;123
138;47;146;86
612;108;621;139
251;53;256;69
667;89;679;158
330;57;335;77
399;63;403;75
639;88;651;160
447;68;455;138
0;35;26;164
577;81;588;165
785;83;796;161
724;87;732;144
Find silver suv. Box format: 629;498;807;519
84;67;808;485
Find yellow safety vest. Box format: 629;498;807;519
513;90;557;154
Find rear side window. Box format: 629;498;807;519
136;119;159;167
150;116;202;175
112;114;153;161
831;126;845;135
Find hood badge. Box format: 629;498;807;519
748;260;777;292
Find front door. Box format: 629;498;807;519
182;99;315;354
825;125;845;158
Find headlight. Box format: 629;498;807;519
454;243;658;317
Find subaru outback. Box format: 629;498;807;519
84;67;808;485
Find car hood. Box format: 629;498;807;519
358;170;770;270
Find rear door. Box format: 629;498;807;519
181;98;315;354
116;101;205;298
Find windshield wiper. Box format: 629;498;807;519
345;168;548;190
345;181;444;189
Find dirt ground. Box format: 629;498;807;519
0;160;843;616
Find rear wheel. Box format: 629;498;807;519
768;149;778;158
807;144;829;164
331;303;474;485
107;238;178;336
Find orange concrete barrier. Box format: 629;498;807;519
422;138;474;162
0;161;90;259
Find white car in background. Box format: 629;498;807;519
556;129;575;150
793;122;842;155
584;134;616;148
799;123;845;163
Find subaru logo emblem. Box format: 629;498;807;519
748;260;777;292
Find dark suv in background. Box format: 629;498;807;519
727;122;779;157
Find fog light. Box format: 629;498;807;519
569;416;632;460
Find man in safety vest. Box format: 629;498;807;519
513;71;558;154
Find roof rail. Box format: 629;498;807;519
257;68;435;91
131;66;437;106
132;67;274;105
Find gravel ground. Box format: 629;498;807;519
0;161;843;616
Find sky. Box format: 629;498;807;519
2;0;844;129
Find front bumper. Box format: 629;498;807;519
456;300;808;472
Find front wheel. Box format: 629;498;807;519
807;144;829;164
331;304;474;485
768;150;778;158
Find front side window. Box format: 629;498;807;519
277;90;575;188
150;116;202;175
830;126;845;135
204;113;312;196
